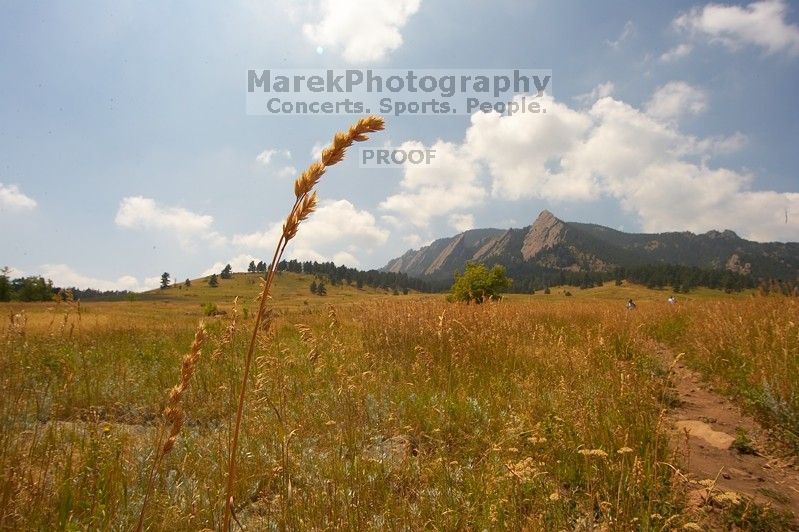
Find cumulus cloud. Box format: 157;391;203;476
449;213;475;232
302;0;421;63
310;141;325;160
402;233;425;248
674;0;799;56
332;251;360;267
644;82;708;121
201;253;262;277
0;183;37;211
660;43;694;62
40;264;159;291
116;196;212;232
464;97;597;201
575;82;615;106
255;149;297;180
383;85;797;242
115;196;225;248
379;140;486;227
275;166;298;179
256;149;279;165
233;199;389;263
3;266;25;277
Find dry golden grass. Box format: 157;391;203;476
223;115;385;530
1;293;796;529
652;296;799;451
136;323;205;530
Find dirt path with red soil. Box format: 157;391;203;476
656;344;799;528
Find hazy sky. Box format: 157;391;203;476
1;0;798;290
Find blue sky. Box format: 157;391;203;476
1;0;797;290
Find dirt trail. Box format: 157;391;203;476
656;344;799;527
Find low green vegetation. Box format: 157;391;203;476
448;262;512;303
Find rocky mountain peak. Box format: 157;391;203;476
521;210;568;260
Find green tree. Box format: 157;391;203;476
0;267;10;302
316;281;327;296
310;280;317;294
247;261;256;273
160;272;171;289
208;274;219;287
16;276;53;301
220;264;233;279
184;278;191;288
449;262;511;304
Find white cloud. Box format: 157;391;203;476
276;166;298;179
685;132;748;156
464;96;597;201
383;85;797;242
310;141;325;160
674;0;799;56
115;196;212;232
575;82;615;106
379;140;486;226
644;81;708;121
3;266;25;277
332;251;359;267
256;149;296;180
449;213;475;232
256;149;278;165
115;196;225;248
256;148;292;166
202;253;261;277
40;264;159;291
233;199;389;264
401;233;424;247
302;0;421;63
660;43;694;62
255;148;297;179
606;20;635;49
0;183;37;211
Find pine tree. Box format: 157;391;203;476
208;274;218;287
184;278;191;288
316;281;327;296
310;280;317;294
160;272;171;289
220;264;233;279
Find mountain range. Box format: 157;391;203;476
382;210;799;282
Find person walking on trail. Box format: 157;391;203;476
626;298;636;310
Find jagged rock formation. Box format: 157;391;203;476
382;210;799;282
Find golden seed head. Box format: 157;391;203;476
294;162;326;199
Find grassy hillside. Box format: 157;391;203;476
516;281;755;302
141;271;401;308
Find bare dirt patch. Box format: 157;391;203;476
657;344;799;528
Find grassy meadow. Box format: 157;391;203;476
1;274;797;530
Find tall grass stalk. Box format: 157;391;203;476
136;322;205;531
222;115;385;531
